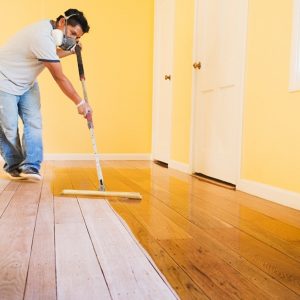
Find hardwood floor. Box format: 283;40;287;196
0;160;299;299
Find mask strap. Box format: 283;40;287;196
63;13;79;34
63;14;77;36
64;13;78;22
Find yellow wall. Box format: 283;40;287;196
170;0;300;194
242;0;300;193
171;0;194;163
0;0;153;154
2;1;299;194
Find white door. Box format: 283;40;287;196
152;0;175;164
191;0;248;184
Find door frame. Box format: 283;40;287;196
189;0;249;184
151;0;176;163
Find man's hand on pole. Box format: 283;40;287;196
77;99;92;118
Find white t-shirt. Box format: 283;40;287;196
0;19;60;95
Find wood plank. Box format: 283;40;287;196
54;196;111;300
24;162;56;300
0;181;42;300
0;181;20;217
0;177;11;193
206;227;300;295
55;198;84;224
78;199;179;300
161;238;271;300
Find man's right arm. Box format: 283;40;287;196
43;61;92;117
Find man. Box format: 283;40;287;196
0;8;92;181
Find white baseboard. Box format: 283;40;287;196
169;160;191;173
237;179;300;211
44;153;151;161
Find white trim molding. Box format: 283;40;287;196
237;179;300;211
44;153;152;161
289;0;300;91
169;160;191;174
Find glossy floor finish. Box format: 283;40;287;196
0;160;300;299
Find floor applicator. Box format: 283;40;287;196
62;46;142;200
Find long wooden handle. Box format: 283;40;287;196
74;45;105;191
75;45;92;123
75;45;85;80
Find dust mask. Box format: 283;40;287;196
51;13;78;51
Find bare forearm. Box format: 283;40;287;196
54;75;81;104
43;61;82;106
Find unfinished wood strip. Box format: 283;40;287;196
0;181;42;300
54;197;111;300
55;198;84;224
0;182;20;217
0;177;11;193
24;162;56;300
79;199;179;300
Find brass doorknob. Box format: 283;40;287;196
164;74;171;80
193;62;201;70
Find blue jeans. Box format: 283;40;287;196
0;83;43;172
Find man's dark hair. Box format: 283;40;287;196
56;8;90;33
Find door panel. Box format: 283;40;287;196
192;0;248;184
152;0;175;164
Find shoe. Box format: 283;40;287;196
7;169;25;180
20;168;41;181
